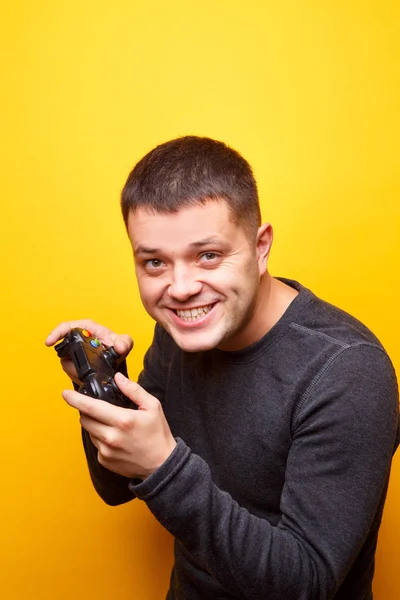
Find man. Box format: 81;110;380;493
46;136;399;599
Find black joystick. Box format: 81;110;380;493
55;328;133;409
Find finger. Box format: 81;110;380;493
62;389;125;425
114;372;157;410
45;321;133;356
111;334;134;357
80;414;110;444
89;434;101;450
45;319;98;346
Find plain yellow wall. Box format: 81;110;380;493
1;1;399;598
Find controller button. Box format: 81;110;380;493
90;338;101;348
82;329;92;337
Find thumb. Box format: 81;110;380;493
114;372;156;410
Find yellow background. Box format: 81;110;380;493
1;1;399;598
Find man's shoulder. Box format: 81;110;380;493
286;279;386;352
275;280;396;394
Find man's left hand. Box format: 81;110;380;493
62;372;177;480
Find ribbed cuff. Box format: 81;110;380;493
129;438;191;500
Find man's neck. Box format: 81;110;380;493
250;274;298;338
219;274;299;351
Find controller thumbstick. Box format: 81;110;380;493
109;347;119;359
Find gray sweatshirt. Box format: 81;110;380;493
82;280;399;599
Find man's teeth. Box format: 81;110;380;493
175;305;213;322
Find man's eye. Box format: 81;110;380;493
145;259;164;269
200;252;218;262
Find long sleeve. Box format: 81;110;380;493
129;344;399;599
81;428;134;505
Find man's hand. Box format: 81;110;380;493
62;372;177;480
45;319;133;383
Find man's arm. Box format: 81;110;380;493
128;344;399;599
78;325;168;505
46;319;140;506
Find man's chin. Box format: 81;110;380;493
174;338;219;353
167;328;222;353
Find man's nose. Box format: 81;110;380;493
167;266;203;302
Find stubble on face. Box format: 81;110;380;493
128;201;267;353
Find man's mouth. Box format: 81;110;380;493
174;304;214;323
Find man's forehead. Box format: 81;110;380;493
129;199;231;219
128;202;235;233
127;202;241;253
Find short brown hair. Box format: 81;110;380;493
121;136;261;238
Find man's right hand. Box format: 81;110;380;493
45;319;133;383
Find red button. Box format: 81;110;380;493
82;329;92;337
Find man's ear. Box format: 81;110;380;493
256;223;273;276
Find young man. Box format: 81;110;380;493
47;137;399;599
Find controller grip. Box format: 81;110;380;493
79;375;134;409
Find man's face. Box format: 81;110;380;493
127;200;269;352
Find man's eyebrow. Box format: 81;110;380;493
189;237;229;249
134;245;160;255
134;238;229;255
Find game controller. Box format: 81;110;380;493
55;328;133;409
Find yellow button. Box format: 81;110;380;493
82;329;92;337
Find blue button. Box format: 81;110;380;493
90;339;101;348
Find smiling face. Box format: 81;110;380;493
127;200;273;352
